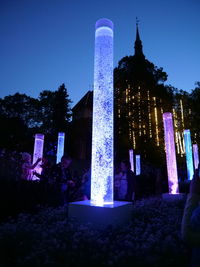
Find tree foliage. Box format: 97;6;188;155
114;55;172;162
189;82;200;143
114;55;168;92
0;84;72;151
0;93;41;128
39;83;72;134
0;114;29;150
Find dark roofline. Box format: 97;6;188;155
72;90;93;111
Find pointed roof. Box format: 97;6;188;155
134;19;144;57
72;90;93;112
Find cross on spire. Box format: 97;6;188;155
134;17;144;57
136;17;140;27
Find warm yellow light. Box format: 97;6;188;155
180;99;185;129
147;91;152;138
153;97;159;146
126;88;128;103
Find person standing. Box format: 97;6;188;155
52;155;75;205
115;160;137;201
181;174;200;267
21;152;42;181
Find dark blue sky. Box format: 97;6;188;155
0;0;199;107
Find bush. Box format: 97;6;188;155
0;197;189;267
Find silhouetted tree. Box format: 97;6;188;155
114;55;172;162
190;82;200;144
0;93;41;128
114;56;168;91
38;84;72;157
39;83;72;134
0;85;72;152
52;83;72;132
0;114;29;150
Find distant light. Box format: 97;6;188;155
136;155;141;175
91;18;114;206
184;129;194;180
129;149;134;172
32;134;44;180
193;144;199;170
56;132;65;164
153;97;160;146
163;113;179;194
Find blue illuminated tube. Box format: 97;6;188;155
56;132;65;164
184;129;194;180
129;149;134;172
91;18;114;206
193;144;199;170
136;155;141;175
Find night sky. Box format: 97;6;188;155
0;0;199;107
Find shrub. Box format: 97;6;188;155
0;197;189;267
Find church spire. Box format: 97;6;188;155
134;18;144;57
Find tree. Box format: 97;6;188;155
114;56;168;90
0;93;41;128
0;114;29;150
52;83;72;132
38;84;72;157
39;83;72;134
114;55;172;162
0;85;72;152
190;82;200;144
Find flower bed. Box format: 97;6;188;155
0;197;190;266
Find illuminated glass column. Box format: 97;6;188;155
136;155;141;175
56;132;65;163
129;149;134;172
32;133;44;180
91;18;114;206
163;113;179;194
193;144;199;170
184;129;194;180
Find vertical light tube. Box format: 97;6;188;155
193;144;199;170
184;129;194;180
91;19;114;206
32;133;44;180
56;132;65;163
163;113;179;194
136;155;141;175
129;149;134;172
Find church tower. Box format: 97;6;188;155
114;20;167;162
134;20;144;58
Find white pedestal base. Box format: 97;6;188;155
162;193;186;201
68;200;133;229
